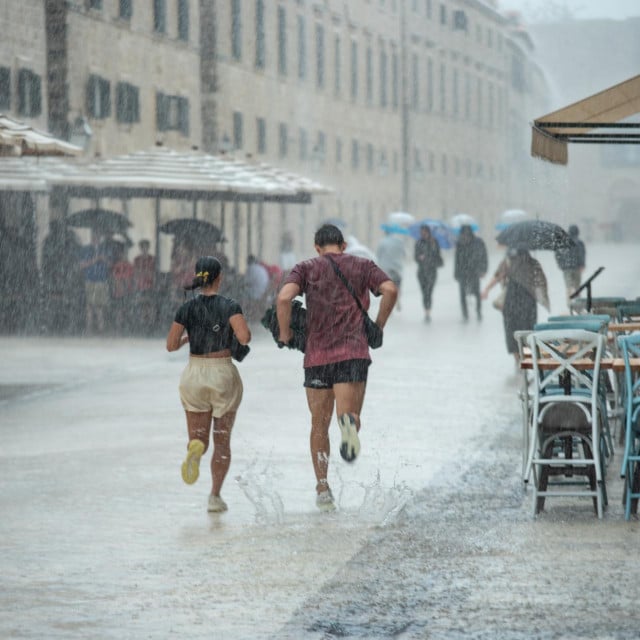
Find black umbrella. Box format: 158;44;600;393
496;220;575;251
159;218;223;245
66;208;132;235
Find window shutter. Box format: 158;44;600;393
132;85;139;122
0;67;11;110
156;92;167;130
17;69;27;115
178;97;189;136
101;78;111;117
87;75;97;116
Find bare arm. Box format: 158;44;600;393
166;322;189;352
374;280;398;329
229;313;251;345
276;282;301;344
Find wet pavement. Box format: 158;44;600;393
1;244;640;639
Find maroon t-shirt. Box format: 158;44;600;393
284;252;390;367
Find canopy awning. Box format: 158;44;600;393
0;114;83;157
531;74;640;165
0;147;332;202
49;147;332;203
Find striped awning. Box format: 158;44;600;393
0;147;332;202
531;74;640;165
0;114;83;157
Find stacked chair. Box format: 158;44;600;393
616;334;640;520
524;328;607;518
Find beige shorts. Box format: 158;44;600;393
179;356;243;417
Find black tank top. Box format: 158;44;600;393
174;294;243;355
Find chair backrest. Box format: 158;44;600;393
547;314;610;324
617;302;640;323
533;320;606;334
617;334;640;420
527;329;605;409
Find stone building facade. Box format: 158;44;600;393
1;0;549;266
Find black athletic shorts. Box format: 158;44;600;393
303;359;370;389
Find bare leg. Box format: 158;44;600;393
185;410;213;452
305;388;335;493
210;412;236;496
333;381;367;431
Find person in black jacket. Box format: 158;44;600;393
414;224;443;323
555;224;586;307
454;225;488;321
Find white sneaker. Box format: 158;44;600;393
316;489;336;512
338;413;360;462
207;495;228;513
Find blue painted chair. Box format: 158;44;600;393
616;334;640;520
525;329;607;517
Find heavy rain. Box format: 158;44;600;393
2;1;640;638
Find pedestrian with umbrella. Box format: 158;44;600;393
454;224;488;321
555;224;586;308
414;223;443;323
481;244;549;365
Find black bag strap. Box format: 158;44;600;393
325;255;367;317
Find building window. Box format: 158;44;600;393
351;139;359;169
425;0;432;19
255;0;265;69
391;48;398;109
116;81;139;124
86;0;102;9
426;58;433;111
279;123;288;157
439;3;446;25
0;67;11;111
297;15;306;79
256;117;266;153
177;0;189;41
316;130;326;161
86;75;111;119
156;92;189;135
233;111;243;149
453;10;467;31
119;0;132;19
464;71;471;119
336;137;342;164
350;41;358;101
411;53;419;110
316;24;325;88
334;35;341;96
299;128;308;160
153;0;166;33
365;45;373;104
488;81;494;127
379;49;387;107
17;69;42;118
278;7;287;75
232;0;242;61
452;68;459;117
366;143;374;173
477;76;483;125
439;62;446;113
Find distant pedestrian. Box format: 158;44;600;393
376;228;406;310
166;256;251;513
276;224;398;511
555;224;586;307
454;225;488;321
481;245;549;364
133;239;156;329
110;242;134;333
414;224;443;323
79;230;112;334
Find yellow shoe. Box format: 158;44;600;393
181;439;205;485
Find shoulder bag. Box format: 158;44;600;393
326;255;383;349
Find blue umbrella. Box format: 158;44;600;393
380;223;411;235
409;219;456;249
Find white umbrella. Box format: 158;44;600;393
387;211;416;227
450;213;479;230
495;209;529;231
